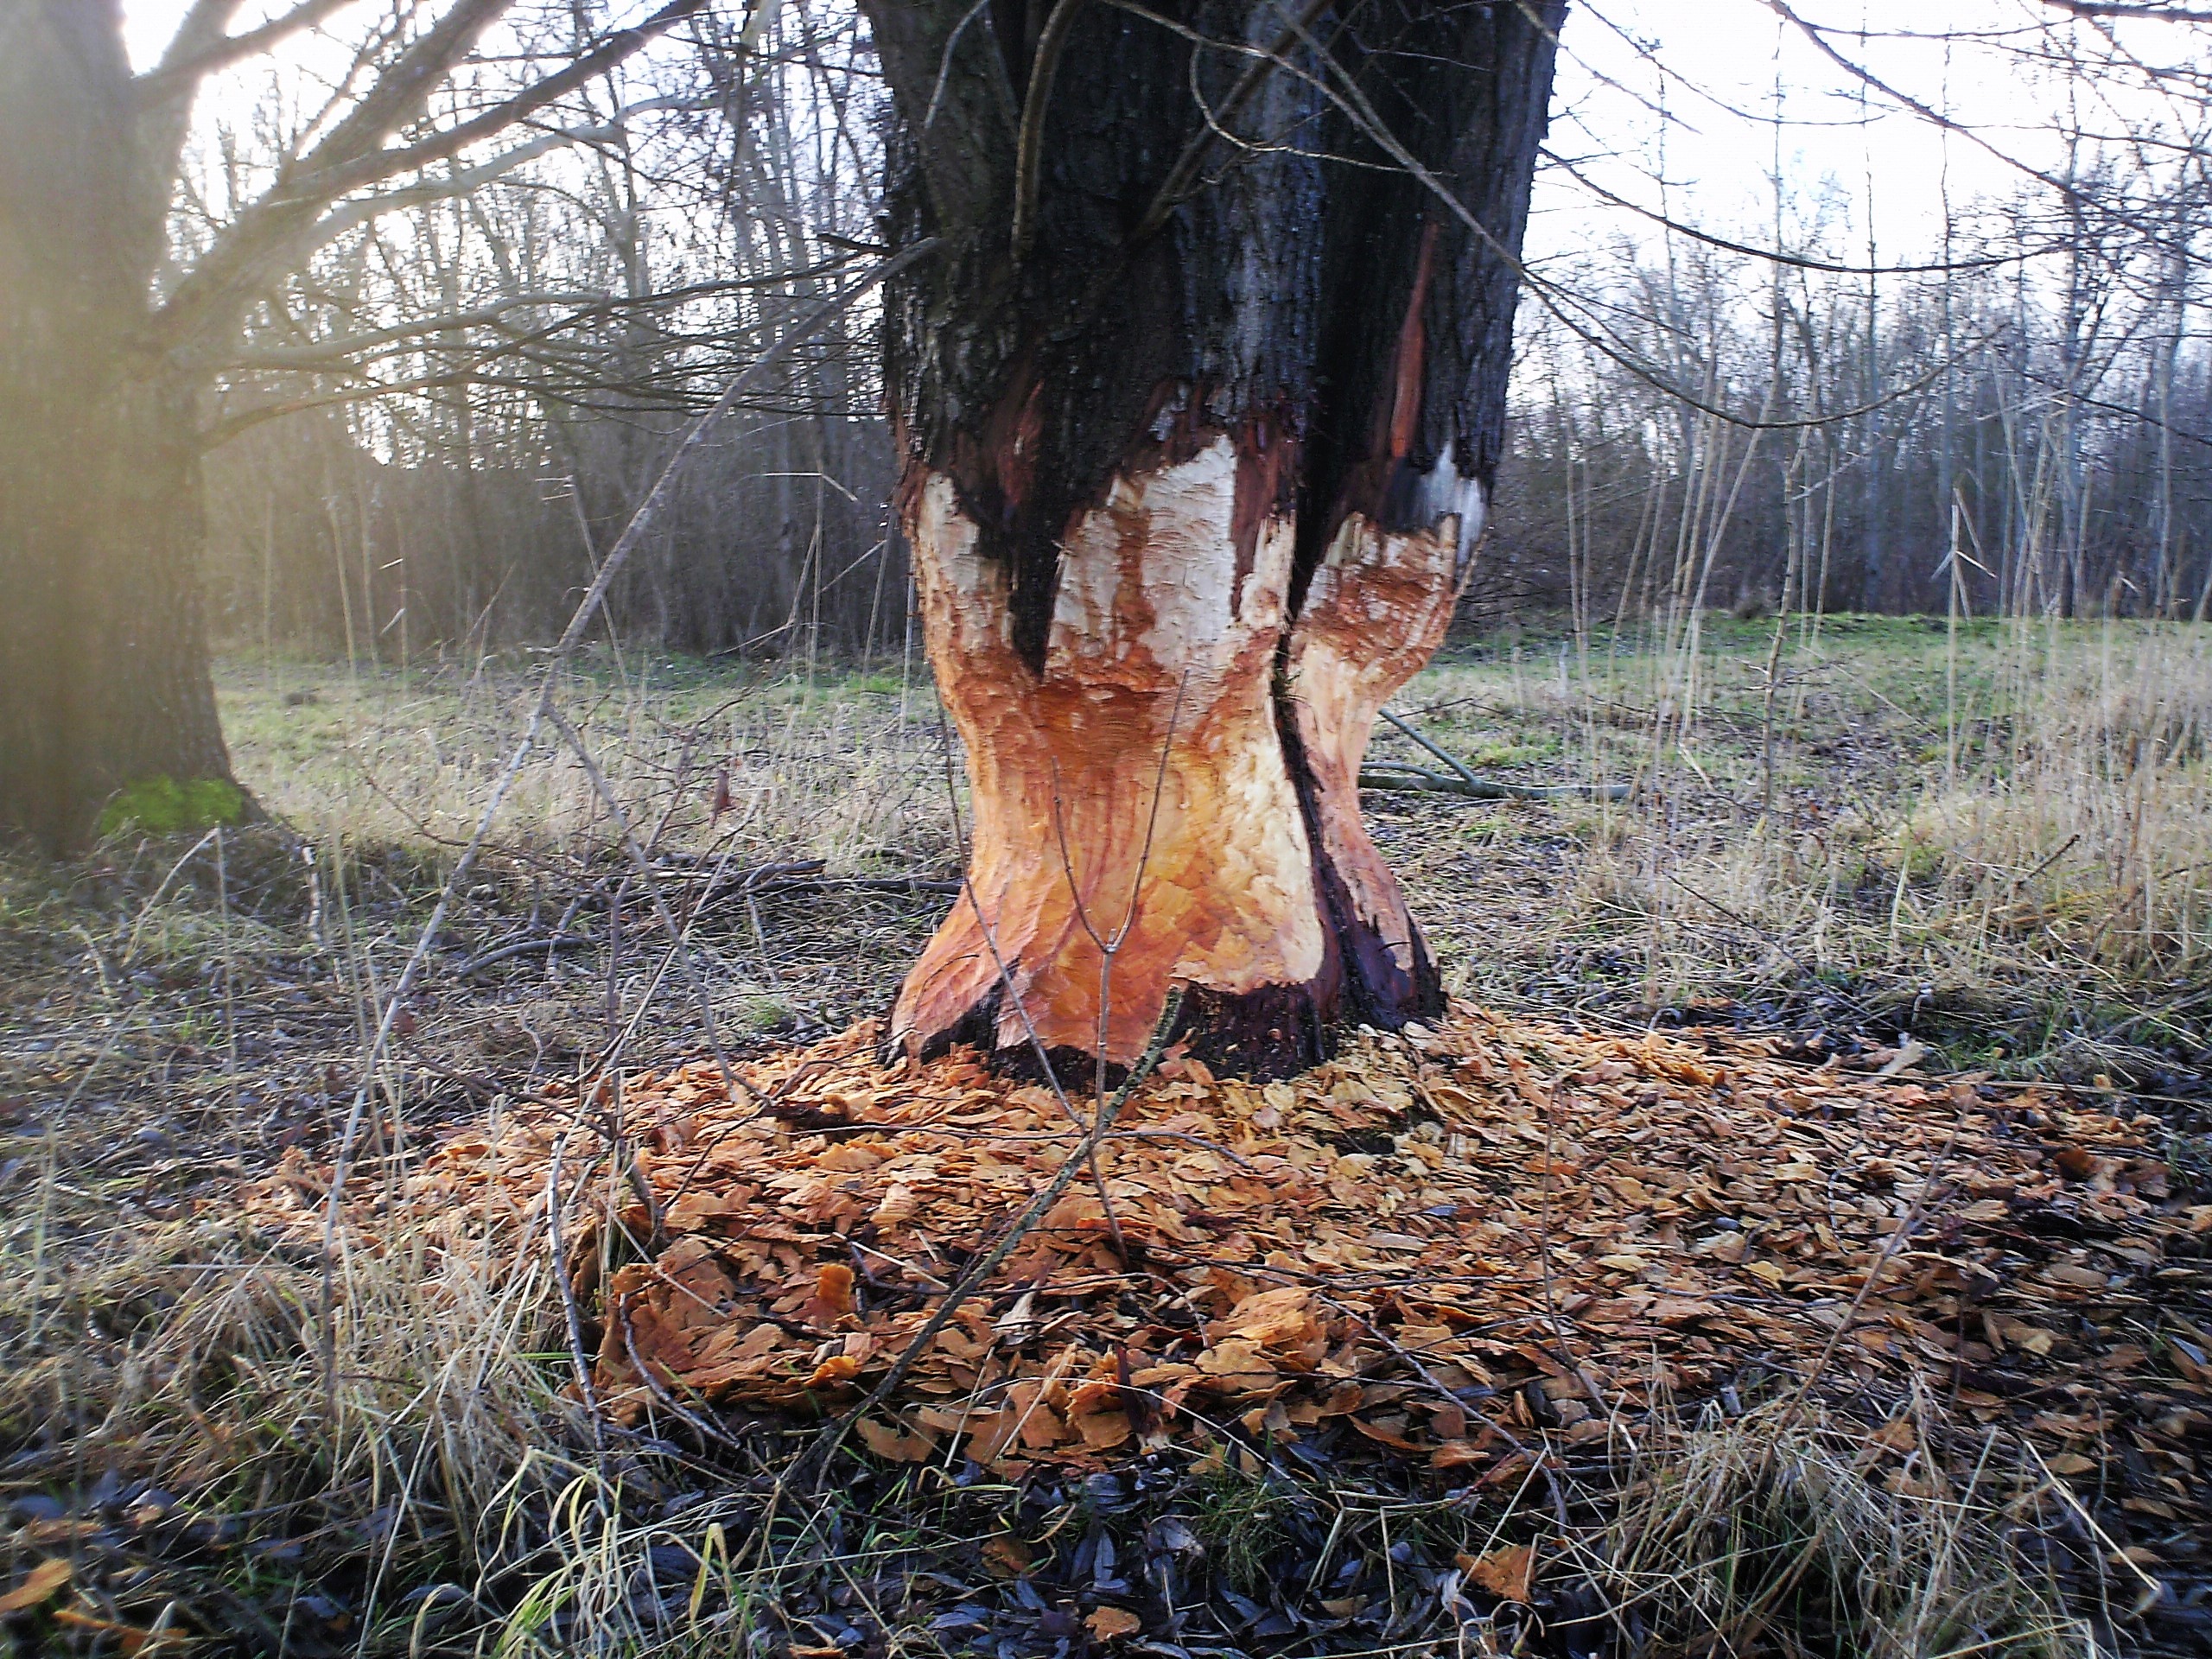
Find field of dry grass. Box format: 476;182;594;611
1;613;2207;1656
190;609;2212;1082
1401;612;2212;1084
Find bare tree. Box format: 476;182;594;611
176;0;899;669
0;0;705;846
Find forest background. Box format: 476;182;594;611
136;0;2212;669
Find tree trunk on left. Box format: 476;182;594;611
0;0;234;849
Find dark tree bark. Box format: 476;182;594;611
863;0;1563;1076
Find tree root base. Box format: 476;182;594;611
915;981;1339;1086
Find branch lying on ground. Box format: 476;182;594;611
1362;769;1628;809
752;873;965;895
1360;763;1631;803
457;933;601;977
657;857;963;899
1370;706;1633;801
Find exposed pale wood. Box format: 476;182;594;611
1285;507;1475;1003
895;445;1324;1066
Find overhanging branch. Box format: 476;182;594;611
154;0;513;349
290;0;710;204
2043;0;2212;18
156;0;707;355
186;259;868;374
136;0;357;100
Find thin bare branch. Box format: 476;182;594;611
137;0;357;100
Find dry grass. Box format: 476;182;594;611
1;1204;558;1649
3;617;2204;1654
195;652;960;1071
217;655;950;880
207;614;2212;1081
1387;613;2212;1078
1568;1393;2094;1659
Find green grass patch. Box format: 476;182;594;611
96;774;249;838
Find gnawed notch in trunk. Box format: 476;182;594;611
890;419;1477;1077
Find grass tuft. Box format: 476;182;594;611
1571;1393;2092;1659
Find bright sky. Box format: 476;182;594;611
124;0;2189;267
1531;0;2182;267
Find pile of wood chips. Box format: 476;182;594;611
261;1007;2208;1521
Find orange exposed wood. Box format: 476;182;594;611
1385;219;1440;463
895;439;1322;1066
1284;510;1469;1009
892;422;1478;1072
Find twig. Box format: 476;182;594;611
919;690;1145;1262
921;0;996;134
457;931;598;976
1773;1120;1966;1440
1661;871;1817;982
546;1131;605;1448
2006;831;2084;897
1131;0;1338;243
2018;1433;2164;1618
1045;670;1191;1259
120;826;224;967
596;1071;669;1252
660;1053;842;1208
549;705;741;1097
620;1305;750;1452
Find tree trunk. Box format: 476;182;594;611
863;0;1561;1076
0;1;236;848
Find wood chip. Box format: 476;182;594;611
250;1004;2202;1498
0;1557;71;1614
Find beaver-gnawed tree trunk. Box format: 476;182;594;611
863;0;1562;1077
